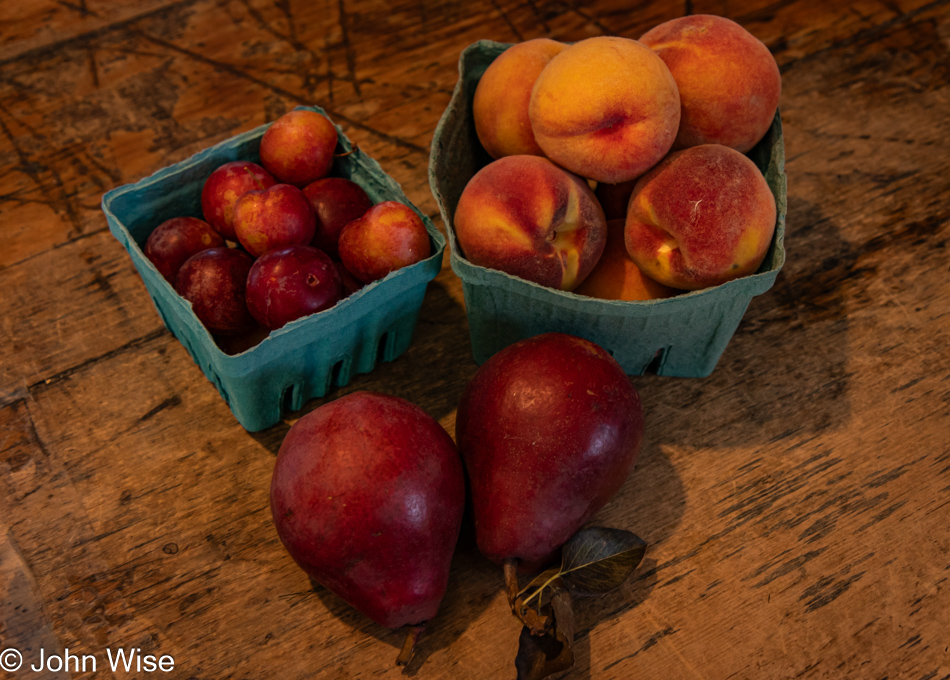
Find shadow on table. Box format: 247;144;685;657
306;531;500;675
636;196;855;454
255;195;855;677
248;279;474;456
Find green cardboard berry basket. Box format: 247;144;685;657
428;40;787;377
102;105;444;431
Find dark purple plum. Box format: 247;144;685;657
302;177;374;259
245;245;342;330
145;216;225;283
333;259;365;296
175;247;256;335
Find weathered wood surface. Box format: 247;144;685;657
2;0;949;678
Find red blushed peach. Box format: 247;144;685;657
453;155;606;291
473;38;566;159
260;110;338;187
624;144;776;291
575;219;678;301
529;36;681;184
640;15;781;153
338;201;431;283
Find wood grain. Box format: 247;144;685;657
2;1;949;678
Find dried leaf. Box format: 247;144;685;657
550;586;575;644
514;584;576;680
558;527;647;596
514;625;573;680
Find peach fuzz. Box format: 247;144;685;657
529;36;680;184
473;38;566;159
575;219;678;301
624;144;776;291
640;14;781;153
453;155;606;291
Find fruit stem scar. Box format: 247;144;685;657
504;559;520;608
244;166;266;191
334;143;359;158
396;624;426;666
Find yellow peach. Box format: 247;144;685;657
529;36;681;184
574;219;679;301
473;39;566;159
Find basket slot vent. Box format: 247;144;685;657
281;383;301;414
376;331;395;363
643;348;668;375
328;357;349;391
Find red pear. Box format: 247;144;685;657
270;391;465;657
456;333;644;572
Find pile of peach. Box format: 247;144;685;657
144;110;431;352
456;15;781;298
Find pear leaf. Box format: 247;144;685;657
558;527;647;596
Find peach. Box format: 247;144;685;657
529;36;680;184
575;219;678;301
640;15;781;153
624;144;776;291
453;155;606;291
473;38;566;159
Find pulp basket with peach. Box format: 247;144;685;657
429;30;787;377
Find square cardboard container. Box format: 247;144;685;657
429;40;787;377
102;105;445;432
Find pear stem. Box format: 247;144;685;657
396;624;425;666
504;559;520;609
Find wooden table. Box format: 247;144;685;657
2;1;948;678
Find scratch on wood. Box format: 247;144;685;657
601;625;679;670
777;0;947;74
0;101;84;234
28;327;167;392
525;0;550;33
132;29;428;156
139;395;183;422
336;0;361;98
800;571;866;612
236;0;324;95
568;1;613;35
488;0;525;42
87;44;99;88
54;0;96;17
0;0;199;69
